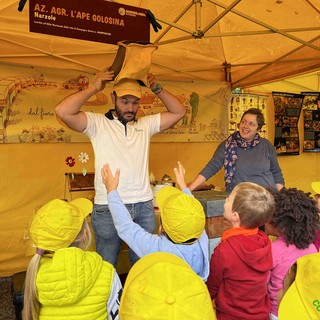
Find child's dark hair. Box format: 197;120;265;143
268;187;319;249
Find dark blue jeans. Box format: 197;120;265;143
91;200;155;267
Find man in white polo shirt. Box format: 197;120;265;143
55;68;186;267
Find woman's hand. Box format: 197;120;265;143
101;163;120;193
174;161;187;190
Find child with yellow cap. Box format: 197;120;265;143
310;181;320;251
101;161;209;281
119;252;216;320
22;198;122;320
277;253;320;320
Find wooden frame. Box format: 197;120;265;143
65;172;95;192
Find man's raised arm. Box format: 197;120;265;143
147;74;186;131
55;68;114;132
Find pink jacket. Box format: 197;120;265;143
268;236;317;316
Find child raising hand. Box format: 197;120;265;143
101;161;210;281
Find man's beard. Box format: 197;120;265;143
114;105;137;124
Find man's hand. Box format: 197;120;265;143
101;163;120;193
173;161;187;190
147;73;158;92
93;67;115;92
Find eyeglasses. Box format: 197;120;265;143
240;119;257;128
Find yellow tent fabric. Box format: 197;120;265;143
0;0;319;89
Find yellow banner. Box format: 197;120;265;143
1;63;230;143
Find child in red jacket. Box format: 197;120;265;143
206;182;275;320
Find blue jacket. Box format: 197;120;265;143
107;188;209;281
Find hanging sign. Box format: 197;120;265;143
29;0;150;44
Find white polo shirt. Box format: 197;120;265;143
84;111;161;204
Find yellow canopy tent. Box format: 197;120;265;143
0;0;319;89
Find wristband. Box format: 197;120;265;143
151;84;162;94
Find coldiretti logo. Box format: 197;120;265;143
313;300;320;312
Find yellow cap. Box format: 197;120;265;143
278;253;320;319
156;186;205;244
119;252;216;320
29;198;92;251
113;79;142;98
311;182;320;194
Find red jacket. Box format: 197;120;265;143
206;229;272;320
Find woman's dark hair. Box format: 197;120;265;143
268;187;319;249
241;108;265;130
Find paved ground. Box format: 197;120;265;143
0;277;16;320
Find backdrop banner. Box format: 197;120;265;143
272;92;303;155
0;63;230;143
301;92;320;152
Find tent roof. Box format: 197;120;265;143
0;0;320;89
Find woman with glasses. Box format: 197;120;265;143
188;108;284;193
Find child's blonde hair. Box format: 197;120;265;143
22;220;92;320
232;182;275;228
